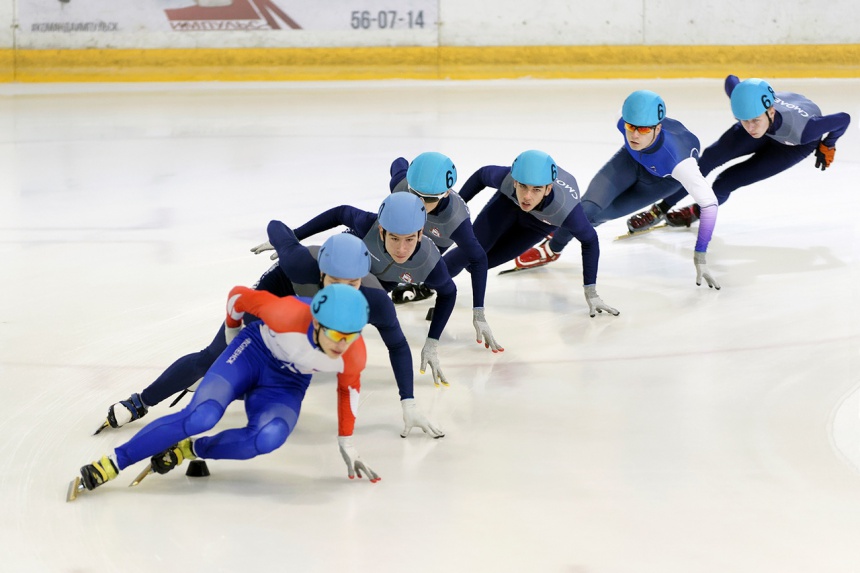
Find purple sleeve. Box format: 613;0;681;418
695;204;717;253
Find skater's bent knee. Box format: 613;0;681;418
255;418;290;455
183;400;224;435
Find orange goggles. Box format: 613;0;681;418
321;326;361;344
624;122;656;134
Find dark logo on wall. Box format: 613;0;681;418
165;0;302;31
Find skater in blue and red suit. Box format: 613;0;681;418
76;284;381;494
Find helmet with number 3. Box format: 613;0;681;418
406;152;457;197
730;78;775;121
311;284;369;334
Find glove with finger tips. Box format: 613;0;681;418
814;142;835;171
472;308;504;353
583;285;620;318
420;338;448;387
694;251;721;290
337;436;381;483
400;398;444;439
250;240;279;260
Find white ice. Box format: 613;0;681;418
1;78;859;573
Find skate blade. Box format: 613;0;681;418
92;420;110;435
66;476;84;502
615;223;668;241
129;463;154;487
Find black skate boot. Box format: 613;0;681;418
666;204;700;227
391;283;435;305
627;203;667;233
106;393;148;429
151;439;196;475
79;455;119;491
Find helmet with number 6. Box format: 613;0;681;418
511;150;557;186
406;152;457;196
622;90;666;127
730;78;775;121
311;284;369;334
318;233;370;280
377;192;427;235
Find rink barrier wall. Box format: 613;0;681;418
2;44;859;82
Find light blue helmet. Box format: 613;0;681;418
622;90;666;126
730;78;775;121
318;233;370;280
406;152;457;196
377;192;427;234
311;284;369;333
510;150;558;186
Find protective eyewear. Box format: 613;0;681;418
407;187;442;204
320;326;361;344
624;122;657;135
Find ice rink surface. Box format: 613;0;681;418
1;78;859;573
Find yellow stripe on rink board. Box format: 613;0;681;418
5;44;860;82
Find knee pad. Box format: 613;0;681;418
255;418;290;455
183;400;225;436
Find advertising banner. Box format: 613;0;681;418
18;0;438;47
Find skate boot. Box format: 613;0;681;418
627;204;666;233
106;393;148;429
151;439;196;475
79;455;119;491
665;204;700;227
515;237;559;270
391;283;435;305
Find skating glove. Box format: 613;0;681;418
472;307;504;353
400;398;444;438
694;251;721;290
250;240;278;260
337;436;381;483
420;338;448;387
814;142;835;171
583;285;620;318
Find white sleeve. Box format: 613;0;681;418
671;157;717;208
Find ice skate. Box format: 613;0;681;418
94;393;148;434
131;439;197;487
665;204;700;227
501;237;558;275
67;455;119;501
391;283;435;305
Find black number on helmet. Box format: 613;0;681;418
446;170;454;189
657;103;665;121
312;294;328;313
551;164;558;180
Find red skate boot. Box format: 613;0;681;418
515;237;559;270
